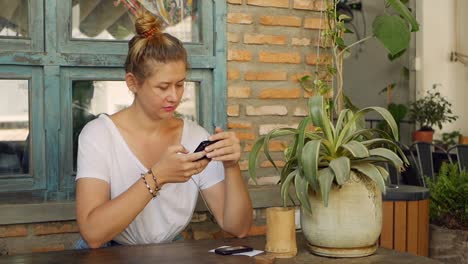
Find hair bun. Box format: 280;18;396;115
135;11;163;38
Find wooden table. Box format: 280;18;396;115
0;233;440;264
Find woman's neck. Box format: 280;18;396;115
115;104;175;136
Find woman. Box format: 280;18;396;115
75;11;252;249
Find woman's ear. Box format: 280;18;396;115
125;73;139;94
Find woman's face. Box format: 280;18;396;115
134;60;186;120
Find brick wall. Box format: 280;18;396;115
227;0;328;183
0;0;328;255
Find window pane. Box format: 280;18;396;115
71;0;200;43
0;80;29;175
71;80;198;170
0;0;29;38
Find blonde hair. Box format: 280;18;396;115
124;11;188;81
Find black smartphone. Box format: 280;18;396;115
214;245;253;255
194;140;219;161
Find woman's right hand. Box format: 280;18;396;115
150;145;210;186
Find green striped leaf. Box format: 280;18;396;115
352;163;386;194
295;171;312;213
318;167;335;207
281;169;297;207
329;157;351;185
369;148;404;170
341;141;370;158
301;140;322;193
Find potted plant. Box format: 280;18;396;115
408;84;458;143
425;163;468;261
249;95;407;257
248;0;417;258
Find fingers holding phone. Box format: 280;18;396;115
204;127;241;168
150;145;209;185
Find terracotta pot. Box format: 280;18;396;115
412;130;434;142
459;135;468;144
265;207;297;258
301;172;382;258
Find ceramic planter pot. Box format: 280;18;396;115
412;130;434;143
265;207;297;258
301;172;382;257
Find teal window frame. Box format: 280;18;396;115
0;0;226;202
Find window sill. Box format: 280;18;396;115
0;185;289;225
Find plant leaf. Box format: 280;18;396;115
329;157;351;185
386;0;420;32
281;169;297;207
309;96;334;142
339;106;399;145
373;14;410;56
369;148;404;170
352;163;386;194
301;140;322;193
247;136;265;184
248;128;297;184
376;165;390;182
341;141;370;158
295;170;312;213
318;167;335;207
297;117;312;172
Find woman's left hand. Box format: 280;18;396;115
205;127;241;168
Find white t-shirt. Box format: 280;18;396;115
76;114;225;245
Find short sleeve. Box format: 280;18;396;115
75;120;111;183
197;160;225;190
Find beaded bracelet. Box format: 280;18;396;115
149;168;161;192
141;170;159;198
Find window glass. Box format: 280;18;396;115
0;79;29;175
0;0;29;38
71;80;198;170
71;0;200;43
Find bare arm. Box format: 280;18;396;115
76;145;209;248
200;128;253;237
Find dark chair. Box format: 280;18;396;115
447;144;468;172
383;142;421;186
409;142;451;187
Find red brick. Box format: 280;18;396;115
258;88;301;98
246;224;267;236
259;52;301;64
236;132;256;140
247;0;289;8
227;68;240;80
304;17;328;29
0;224;28;238
227;105;240;117
228;50;252;61
227;32;240;43
227;13;253;24
260;16;301;27
293;0;327;11
228;122;253;129
33;221;79;235
244;34;287;45
244;140;287;152
228;86;251;98
32;245;65;253
244;71;287;81
260;160;286;168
